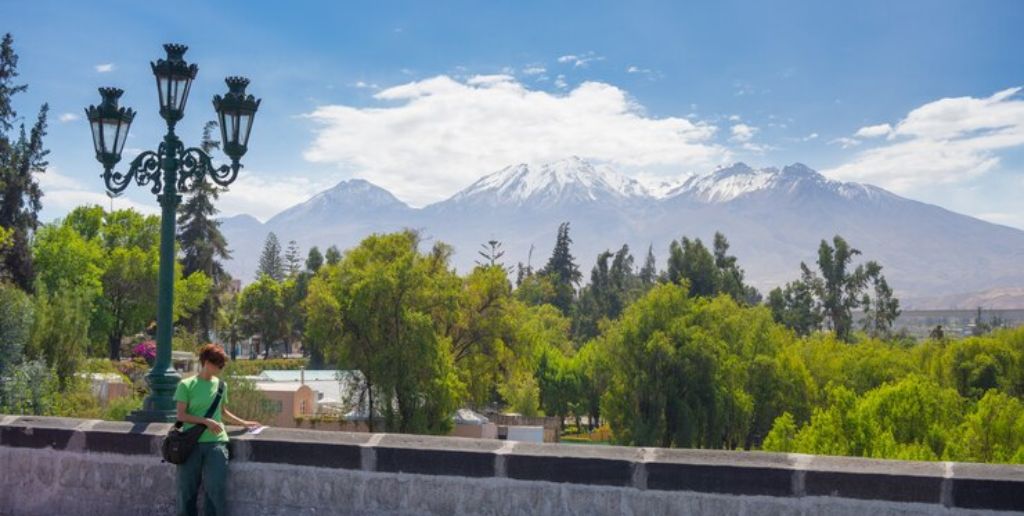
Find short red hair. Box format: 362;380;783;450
197;344;228;368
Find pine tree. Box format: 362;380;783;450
539;222;581;314
324;245;342;266
476;239;507;269
0;34;49;292
257;232;285;281
177;121;231;341
306;246;324;274
284;240;302;277
639;244;657;286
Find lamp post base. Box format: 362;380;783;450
125;366;182;423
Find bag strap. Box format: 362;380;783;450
203;380;225;419
171;379;225;429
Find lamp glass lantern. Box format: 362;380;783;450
213;76;261;161
85;87;136;169
151;43;198;123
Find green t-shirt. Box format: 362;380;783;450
173;376;230;443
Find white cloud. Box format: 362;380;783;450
729;123;757;142
553;74;568;90
38;167;158;217
727;114;741;122
522;66;546;76
829;137;861;149
826;87;1024;191
303;75;728;206
58;113;80;123
557;52;604;68
352;81;380;90
853;123;892;138
803;133;819;141
94;63;115;73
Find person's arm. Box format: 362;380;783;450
222;408;260;429
176;401;224;435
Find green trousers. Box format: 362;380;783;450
176;442;229;516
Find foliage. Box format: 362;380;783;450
238;274;287;358
305;231;463;433
0;33;49;291
28;283;89;387
177;121;232;342
538;222;581;315
665;232;759;305
257;232;285;281
222;364;276;423
0;281;33;380
103;395;142;421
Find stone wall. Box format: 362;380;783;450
1;415;1023;515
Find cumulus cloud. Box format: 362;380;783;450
38;167;158;217
729;123;757;142
303;75;728;206
58;113;79;123
853;123;892;138
826;87;1024;191
94;63;115;73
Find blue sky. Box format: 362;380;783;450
6;0;1024;227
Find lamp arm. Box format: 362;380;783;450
103;149;162;195
179;147;240;191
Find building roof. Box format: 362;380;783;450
257;370;363;383
253;381;314;393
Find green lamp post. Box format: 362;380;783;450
85;43;261;423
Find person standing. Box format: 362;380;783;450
174;344;260;516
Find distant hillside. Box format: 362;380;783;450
220;158;1024;306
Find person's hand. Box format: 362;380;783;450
205;419;224;435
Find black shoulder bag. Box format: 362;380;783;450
162;380;225;464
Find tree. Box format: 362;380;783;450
305;231;463;433
324;245;342;266
712;232;761;305
0;282;32;386
28;284;89;389
238;274;286;359
666;237;718;297
539;222;581;315
305;246;324;274
476;239;507;269
177;120;232;342
861;265;900;338
284;240;302;277
638;244;657;287
767;277;822;337
0;34;49;291
799;235;894;342
257;232;285;281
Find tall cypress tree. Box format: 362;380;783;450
177;121;231;341
540;222;581;314
257;232;285;281
0;34;49;292
305;246;324;274
639;244;657;287
324;245;342;266
284;240;302;277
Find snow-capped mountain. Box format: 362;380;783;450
219;157;1024;305
667;163;892;204
442;156;648;209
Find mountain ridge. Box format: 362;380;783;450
219;157;1024;306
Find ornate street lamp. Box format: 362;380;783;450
85;43;260;423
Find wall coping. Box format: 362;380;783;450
1;415;1022;511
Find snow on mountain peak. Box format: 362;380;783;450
450;156;648;207
664;162;888;203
